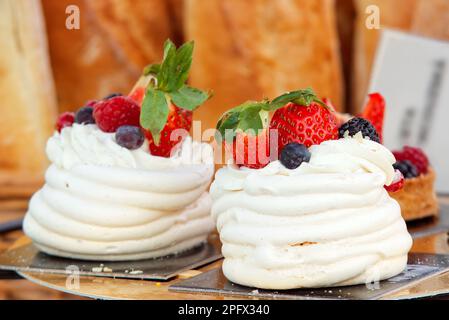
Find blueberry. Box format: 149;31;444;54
338;117;380;143
75;106;95;124
103;93;123;100
393;160;419;179
115;125;145;150
280;142;311;169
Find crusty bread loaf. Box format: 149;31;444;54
41;0;176;112
185;0;344;131
0;0;57;190
411;0;449;40
352;0;417;113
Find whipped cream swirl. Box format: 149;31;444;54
24;124;215;261
210;134;412;289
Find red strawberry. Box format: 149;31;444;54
144;105;192;157
56;112;75;132
93;96;141;133
385;169;404;193
393;146;429;175
360;93;385;143
129;87;146;105
227;130;271;169
269;102;338;154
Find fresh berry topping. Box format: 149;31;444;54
280;142;311;169
144;105;192;157
138;40;209;157
270;102;339;152
227;130;271;169
129;87;146;105
385;169;404;193
393;146;429;175
56;112;75;132
393;160;419;179
115;125;145;150
216;89;334;168
93;96;140;133
103;93;123;100
338;117;380;143
360;93;385;143
75;106;95;125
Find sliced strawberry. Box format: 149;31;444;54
129;87;146;105
269;102;338;154
128;73;155;105
144;104;192;157
227;130;271;169
385;169;404;193
360;93;385;143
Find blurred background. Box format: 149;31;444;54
0;0;449;299
2;0;449;198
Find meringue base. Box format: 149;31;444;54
223;255;407;290
32;236;208;261
389;168;439;221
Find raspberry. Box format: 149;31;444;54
393;146;429;175
93;96;141;133
56;112;75;132
339;117;380;143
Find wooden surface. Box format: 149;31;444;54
1;197;449;300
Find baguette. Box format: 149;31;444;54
42;0;175;112
185;0;344;131
352;0;417;112
0;0;57;191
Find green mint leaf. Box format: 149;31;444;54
215;101;269;143
157;40;194;92
143;63;161;76
169;41;194;91
140;87;169;145
157;40;177;91
170;86;209;111
216;112;239;143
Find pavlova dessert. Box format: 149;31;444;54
24;40;215;261
211;89;412;289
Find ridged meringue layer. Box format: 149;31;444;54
210;135;412;289
24;124;215;261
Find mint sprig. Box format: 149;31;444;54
216;88;329;143
140;40;210;144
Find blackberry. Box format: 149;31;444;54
280;142;311;169
103;93;123;100
393;160;419;179
75;106;95;124
115;125;145;150
338;117;380;143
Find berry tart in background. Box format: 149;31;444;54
23;40;215;261
389;146;438;221
211;88;412;289
353;93;439;222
